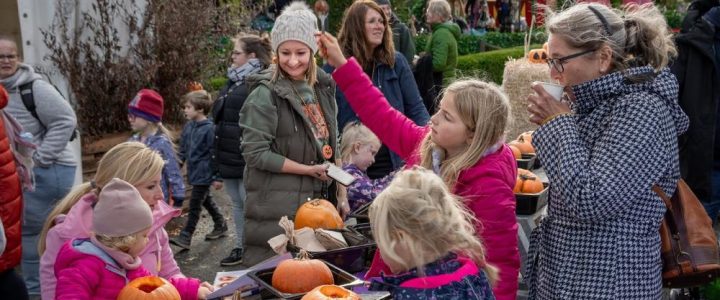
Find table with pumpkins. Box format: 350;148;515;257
118;131;548;300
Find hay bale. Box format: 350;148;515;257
501;58;552;140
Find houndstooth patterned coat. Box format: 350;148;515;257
525;66;689;299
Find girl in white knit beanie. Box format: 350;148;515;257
238;1;349;265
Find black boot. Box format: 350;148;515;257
170;231;192;250
205;223;228;240
220;248;244;266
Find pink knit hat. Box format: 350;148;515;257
93;178;153;237
128;89;164;123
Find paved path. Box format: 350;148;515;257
168;187;247;283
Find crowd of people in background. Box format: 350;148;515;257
0;0;718;299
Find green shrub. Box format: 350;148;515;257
414;32;548;56
663;9;684;29
456;45;542;84
209;76;229;92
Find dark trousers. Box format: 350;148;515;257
182;185;225;235
0;269;28;300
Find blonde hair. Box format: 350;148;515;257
38;142;165;254
427;0;452;22
94;228;149;253
339;122;381;163
545;3;677;72
272;49;318;86
418;80;510;188
369;167;498;281
181;90;213;115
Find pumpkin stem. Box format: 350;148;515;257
297;249;311;260
519;174;537;181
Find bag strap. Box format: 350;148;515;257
19;82;42;125
652;184;673;210
652;184;681;239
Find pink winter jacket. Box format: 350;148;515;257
54;239;199;300
332;58;520;300
40;193;183;300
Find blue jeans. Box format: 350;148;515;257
224;178;246;249
703;169;720;225
21;164;75;295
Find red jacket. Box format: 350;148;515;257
0;84;22;272
332;58;520;300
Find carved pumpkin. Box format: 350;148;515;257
294;199;343;230
528;49;548;64
509;145;522;159
301;285;360;300
187;81;204;92
117;276;180;300
272;250;335;294
514;169;544;194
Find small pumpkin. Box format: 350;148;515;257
509;145;522;159
295;199;343;230
117;276;180;300
187;81;204;92
509;140;534;155
514;169;544;194
301;285;360;300
528;49;548;64
517;131;533;144
272;250;335;294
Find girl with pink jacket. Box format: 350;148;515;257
54;178;210;299
39;142;185;300
318;33;520;299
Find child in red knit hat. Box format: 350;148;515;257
127;89;185;208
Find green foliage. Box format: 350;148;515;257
701;278;720;299
322;0;411;35
456;45;541;84
663;9;684;29
415;32;548;56
209;76;229;91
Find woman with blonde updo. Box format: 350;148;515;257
38;142;186;300
525;3;688;298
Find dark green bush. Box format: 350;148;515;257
456;45;542;84
414;32;547;56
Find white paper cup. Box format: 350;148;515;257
538;82;564;101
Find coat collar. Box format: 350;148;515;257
571;66;657;114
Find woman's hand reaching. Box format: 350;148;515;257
316;32;347;68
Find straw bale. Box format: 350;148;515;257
502;58;552;140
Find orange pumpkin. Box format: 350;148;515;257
301;285;360;300
294;199;343;230
272;250;335;294
509;140;534;154
528;49;548;64
509;145;522;159
514;169;544;194
117;276;180;300
187;81;204;92
517;131;533;144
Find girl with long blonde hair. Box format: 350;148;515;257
38;142;186;300
318;32;520;299
369;167;496;299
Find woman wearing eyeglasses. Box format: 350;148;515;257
211;34;272;267
525;3;688;299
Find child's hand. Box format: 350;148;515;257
197;282;214;299
315;32;347;68
212;181;223;190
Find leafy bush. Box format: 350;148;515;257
456;45;542;84
415;31;548;56
663;9;684;29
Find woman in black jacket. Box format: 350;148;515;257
213;34;272;266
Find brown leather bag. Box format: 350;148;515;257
653;179;720;288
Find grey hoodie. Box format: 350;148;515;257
1;63;76;167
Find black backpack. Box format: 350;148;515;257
19;81;78;141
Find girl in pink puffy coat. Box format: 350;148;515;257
318;33;520;299
54;178;212;300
